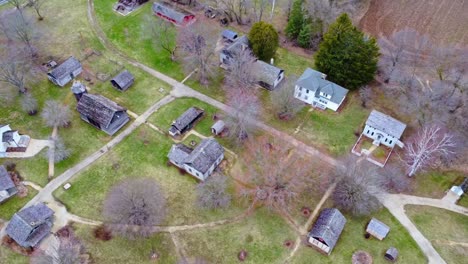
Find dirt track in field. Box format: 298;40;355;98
359;0;468;46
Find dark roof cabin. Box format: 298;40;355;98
307;208;347;255
47;56;82;87
152;1;196;26
114;0;149;15
384;247;399;262
110;70;134;91
366;218;390;240
253;60;285;90
169;107;204;137
0;165;17;203
76;93;130;136
6;203;54;248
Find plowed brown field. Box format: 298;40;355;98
359;0;468;46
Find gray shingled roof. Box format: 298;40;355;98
211;120;225;133
172;107;204;132
111;70;134;90
2;130;16;142
185;138;224;174
152;2;193;24
48;57;81;80
168;144;193;165
253;60;283;87
296;68;348;104
77;93;126;129
308;208;346;251
71;81;87;94
366;218;390;239
6;203;54;247
0;165;15;191
366;110;407;139
226;35;249;53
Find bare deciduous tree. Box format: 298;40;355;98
103;178;167;239
225;89;261;145
45;136;71;163
270;75;303;119
5;11;40;57
404;125;457;177
196;173;231;210
358;85;372;108
0;55;29;94
210;0;250;25
332;157;381;216
27;0;46;21
41;100;71;128
20;92;38;115
239;136;317;211
141;15;177;60
252;0;269;22
379;165;411;193
177;23;218;85
224;48;257;92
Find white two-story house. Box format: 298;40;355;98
362;110;407;148
294;68;349;111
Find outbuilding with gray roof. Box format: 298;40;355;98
307;208;346;255
47;56;82;87
363;110;407;148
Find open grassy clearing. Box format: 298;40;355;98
293;207;425;264
73;223;178;264
0;244;28;264
406;205;468;264
148;97;220;137
0;187;37;220
177;208;296;264
275;47;314;76
54;126;244;225
407;171;466;199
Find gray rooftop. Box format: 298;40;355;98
71;81;87;94
48;56;81;80
6;203;54;247
0;165;15;191
253;60;284;87
77;93;126;129
111;70;134;90
308;208;346;252
296;68;348;104
366;218;390;238
185;138;224;174
172;107;204;132
211;120;225;132
152;1;193;24
167;144;193;165
222;30;238;41
225;35;249;53
366;110;407;139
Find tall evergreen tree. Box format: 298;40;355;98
248;21;279;61
285;0;304;39
314;13;380;90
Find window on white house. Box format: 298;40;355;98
389;140;393;144
305;96;308;100
298;93;302;97
306;90;309;94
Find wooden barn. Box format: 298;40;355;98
110;70;134;91
307;208;347;255
76;93;130;136
169;107;204;137
152;1;195;26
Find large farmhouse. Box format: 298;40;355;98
362;110;406;148
76;93;130;136
47;56;82;87
152;1;195;26
294;68;349;111
307;208;346;255
168;138;224;181
6;203;54;248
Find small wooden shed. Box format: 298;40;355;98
384;247;398;262
211;120;225;135
366;218;390;240
110;70;134;91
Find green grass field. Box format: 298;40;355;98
409;171;466;198
406;205;468;264
0;187;38;220
293;208;426;264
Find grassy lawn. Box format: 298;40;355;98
293;208;425;264
149;97;220;137
0;245;28;264
54;126;244;225
0;187;38;220
263;93;369;156
177;208;296;264
406;205;468;264
73;224;177;264
275;47;314;76
408;171;466;199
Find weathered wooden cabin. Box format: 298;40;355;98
47;56;82;87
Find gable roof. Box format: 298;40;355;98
222;30;238;41
172;107;204;132
168;143;193;165
2;130;17;142
211;120;225;132
71;81;87;94
366;110;407;139
366;218;390;238
48;56;81;80
296;68;348;104
6;203;54;247
253;60;283;86
185;138;224;174
308;208;346;251
152;1;193;24
0;165;15;191
225;35;249;53
77;93;126;129
111;70;134;89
